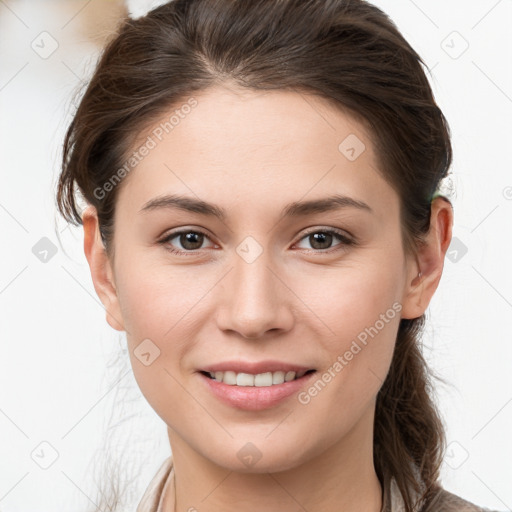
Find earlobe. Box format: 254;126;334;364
82;206;125;332
400;197;454;320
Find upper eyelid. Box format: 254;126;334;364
159;228;214;244
299;226;353;239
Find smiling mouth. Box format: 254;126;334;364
199;369;316;387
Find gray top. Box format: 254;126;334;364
136;456;499;512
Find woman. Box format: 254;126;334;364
55;0;501;510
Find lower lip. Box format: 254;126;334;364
198;371;317;411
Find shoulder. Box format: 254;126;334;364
423;487;502;512
137;456;174;512
388;472;501;512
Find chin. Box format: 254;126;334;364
206;438;313;474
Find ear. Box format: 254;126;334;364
82;205;125;331
400;196;454;320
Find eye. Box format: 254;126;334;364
294;228;355;253
158;229;216;255
158;227;355;256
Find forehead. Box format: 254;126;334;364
115;85;398;223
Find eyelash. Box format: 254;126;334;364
157;227;355;256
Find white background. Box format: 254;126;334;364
0;0;511;511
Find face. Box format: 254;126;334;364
89;84;427;473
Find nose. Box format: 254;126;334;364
215;254;294;340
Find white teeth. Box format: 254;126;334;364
206;369;312;386
236;372;254;386
272;371;285;384
284;371;296;382
254;372;271;386
223;371;237;385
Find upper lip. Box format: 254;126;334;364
200;360;315;375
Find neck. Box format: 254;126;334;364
165;406;383;512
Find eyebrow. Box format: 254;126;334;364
139;193;373;219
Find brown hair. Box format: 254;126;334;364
55;1;452;510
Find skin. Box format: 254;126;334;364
82;84;453;512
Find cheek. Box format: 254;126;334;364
296;286;400;447
113;254;213;408
307;255;403;348
113;250;205;341
297;254;403;402
115;263;198;426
